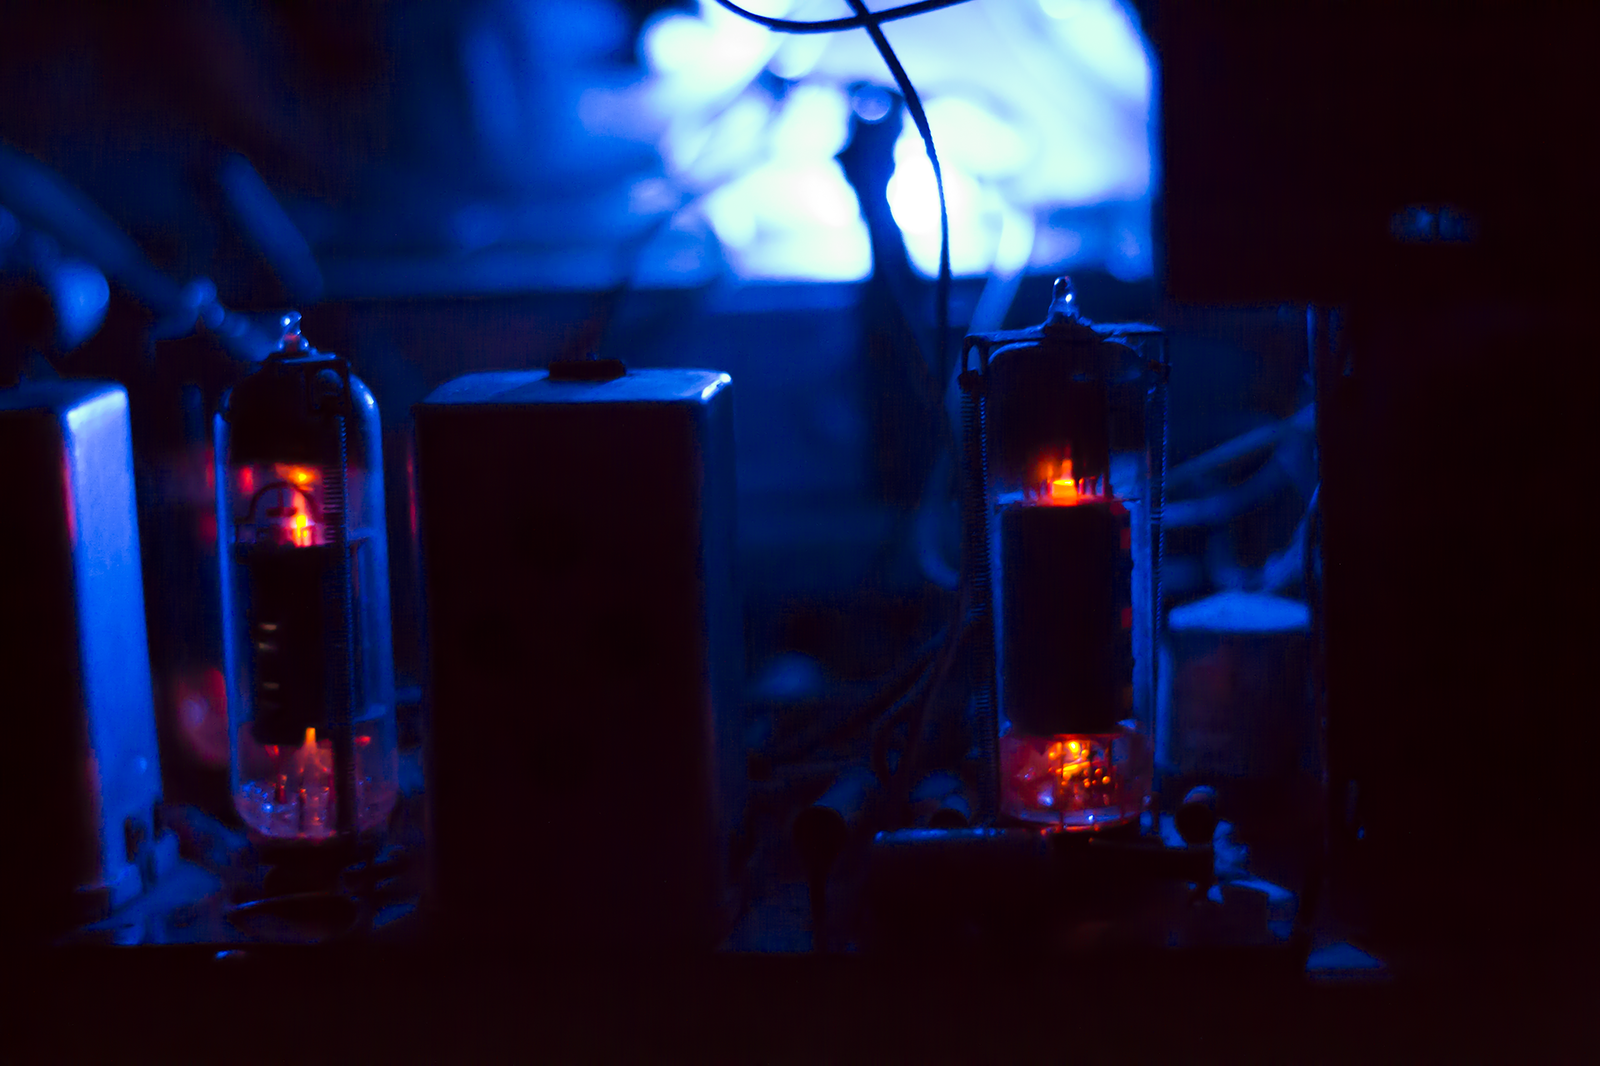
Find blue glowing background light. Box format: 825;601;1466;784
636;0;1155;284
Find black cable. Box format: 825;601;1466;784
715;0;954;386
829;0;961;799
713;0;975;35
716;0;961;829
842;0;953;385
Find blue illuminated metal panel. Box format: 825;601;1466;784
0;382;167;940
414;367;741;951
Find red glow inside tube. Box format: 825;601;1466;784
1000;727;1150;831
1024;448;1108;507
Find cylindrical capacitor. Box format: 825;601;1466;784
998;500;1133;735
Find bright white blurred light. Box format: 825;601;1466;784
752;161;862;232
737;228;872;281
887;122;994;277
1030;226;1084;266
790;165;859;228
703;160;871;280
767;85;851;163
643;0;786;108
886;138;941;231
703;183;758;250
769;30;830;81
643;15;718;76
1039;0;1092;19
924;97;1035;179
637;0;1154;283
671;93;773;185
992;205;1036;276
1045;0;1150;104
647;5;873;281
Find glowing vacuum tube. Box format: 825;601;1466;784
964;278;1166;831
216;314;398;842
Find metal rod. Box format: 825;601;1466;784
960;339;997;825
1305;305;1333;941
321;366;358;842
1150;338;1169;837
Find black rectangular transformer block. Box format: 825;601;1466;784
413;367;742;951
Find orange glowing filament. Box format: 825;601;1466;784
1038;451;1075;500
1049;471;1079;503
275;464;319;489
1030;449;1105;506
1045;738;1092;784
294;727;332;783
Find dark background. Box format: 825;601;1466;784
1149;0;1595;969
3;0;1594;1055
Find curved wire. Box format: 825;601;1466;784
716;0;962;826
841;0;953;392
712;0;975;35
714;0;954;382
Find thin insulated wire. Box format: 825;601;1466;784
713;0;975;35
716;0;962;822
840;0;952;382
715;0;954;382
764;624;951;766
323;379;359;840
